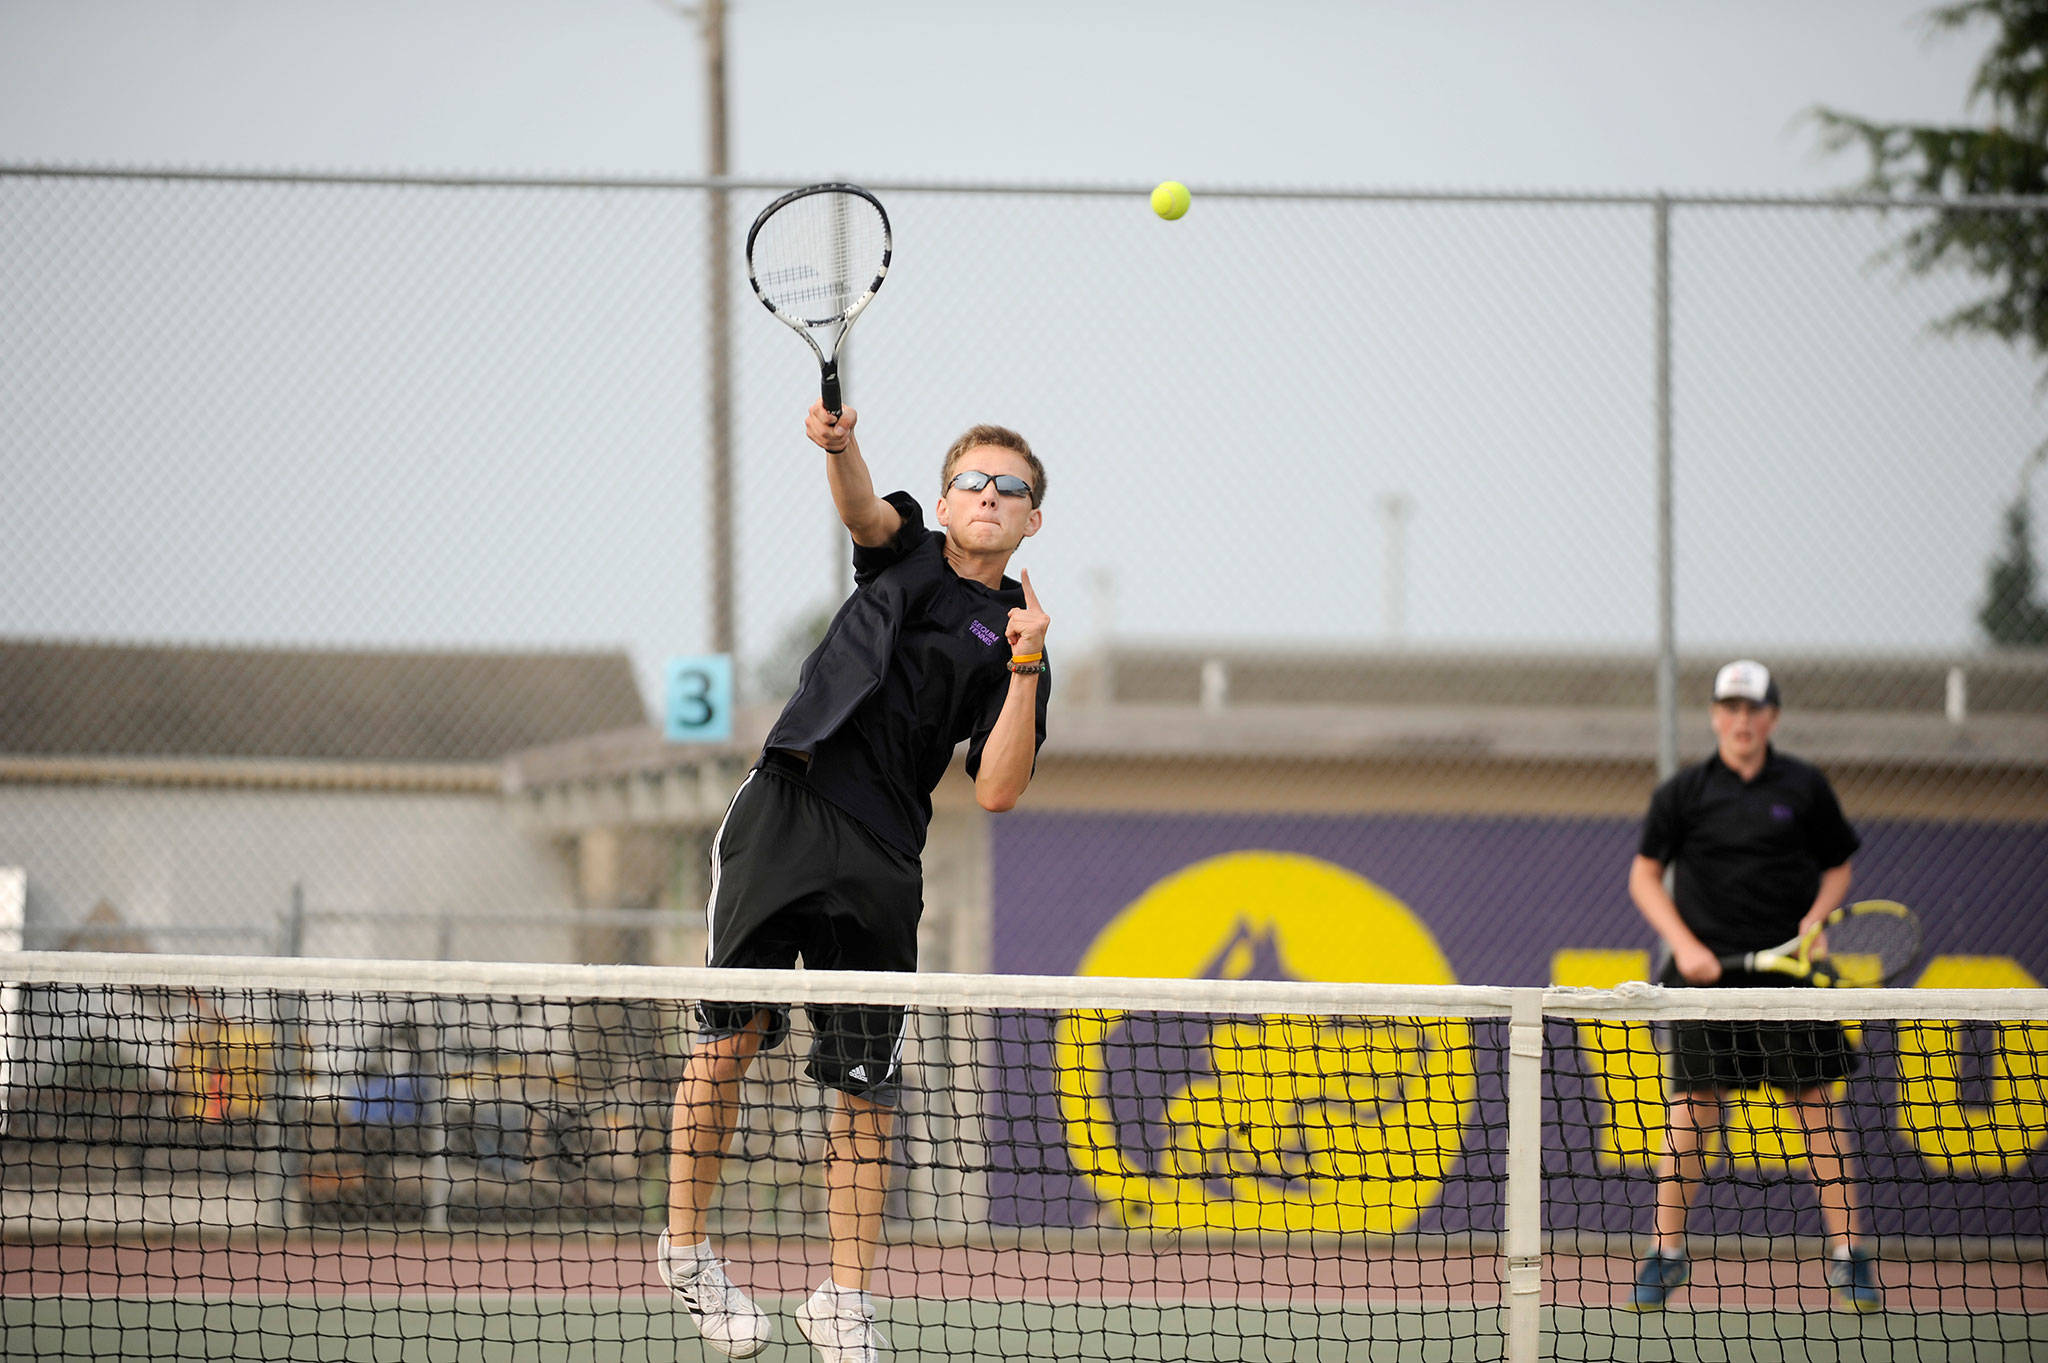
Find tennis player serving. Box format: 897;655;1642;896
657;400;1050;1363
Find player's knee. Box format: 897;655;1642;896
838;1088;895;1127
687;1027;770;1082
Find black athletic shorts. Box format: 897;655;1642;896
1658;966;1860;1093
1666;1019;1859;1093
697;755;922;1105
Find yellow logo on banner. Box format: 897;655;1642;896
1895;956;2048;1176
1053;851;1474;1234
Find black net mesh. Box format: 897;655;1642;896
2;963;2043;1360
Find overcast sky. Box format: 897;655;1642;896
2;1;2027;696
0;1;1984;192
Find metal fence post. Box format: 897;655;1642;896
1654;193;1679;782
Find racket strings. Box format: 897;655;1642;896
1823;909;1923;983
749;193;889;326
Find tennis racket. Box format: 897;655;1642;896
744;182;891;416
1721;899;1924;988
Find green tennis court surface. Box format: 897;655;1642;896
7;1297;2046;1363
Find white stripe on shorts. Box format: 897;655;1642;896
702;768;760;963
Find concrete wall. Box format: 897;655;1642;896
0;784;576;961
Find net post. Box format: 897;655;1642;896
1504;990;1545;1363
420;1006;452;1234
0;867;23;1138
251;993;295;1230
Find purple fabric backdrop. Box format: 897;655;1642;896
980;812;2048;1239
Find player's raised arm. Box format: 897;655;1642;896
807;400;902;547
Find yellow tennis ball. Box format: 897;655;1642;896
1151;180;1191;221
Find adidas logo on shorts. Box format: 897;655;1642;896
849;1064;867;1083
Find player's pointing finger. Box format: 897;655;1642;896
1020;568;1043;613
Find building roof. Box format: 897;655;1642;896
497;648;2048;832
0;639;647;764
1096;647;2048;715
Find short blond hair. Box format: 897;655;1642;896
939;424;1046;508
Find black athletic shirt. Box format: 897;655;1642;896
1637;745;1860;959
761;491;1050;857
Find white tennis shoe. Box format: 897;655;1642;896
655;1230;772;1357
796;1280;888;1363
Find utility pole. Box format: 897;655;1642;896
702;0;736;659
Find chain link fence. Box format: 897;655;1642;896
3;166;2045;972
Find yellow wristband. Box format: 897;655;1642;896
1009;651;1044;665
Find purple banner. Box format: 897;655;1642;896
982;812;2048;1239
991;814;2048;986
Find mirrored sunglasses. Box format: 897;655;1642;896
948;469;1034;499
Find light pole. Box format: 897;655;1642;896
1378;492;1411;643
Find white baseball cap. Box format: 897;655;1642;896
1713;659;1781;707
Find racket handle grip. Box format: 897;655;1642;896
821;363;842;417
1719;951;1764;978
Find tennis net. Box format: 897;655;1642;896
0;952;2042;1362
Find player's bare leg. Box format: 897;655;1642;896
1629;1091;1717;1309
798;1092;896;1361
825;1093;895;1287
668;1015;772;1241
1788;1085;1882;1310
658;1014;774;1357
1653;1091;1719;1251
1785;1086;1861;1248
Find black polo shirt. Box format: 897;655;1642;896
760;491;1050;857
1638;745;1860;959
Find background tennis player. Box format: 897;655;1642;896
1625;659;1881;1313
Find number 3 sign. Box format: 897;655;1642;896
664;655;734;743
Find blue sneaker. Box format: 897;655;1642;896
1626;1251;1689;1310
1827;1248;1881;1313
